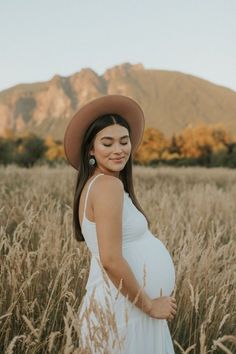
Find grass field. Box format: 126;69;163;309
0;164;236;353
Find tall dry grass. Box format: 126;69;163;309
0;164;235;353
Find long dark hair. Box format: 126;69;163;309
73;113;150;242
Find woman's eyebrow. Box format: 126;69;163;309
101;135;129;140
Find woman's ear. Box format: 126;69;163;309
89;146;94;155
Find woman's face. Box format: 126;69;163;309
89;124;131;176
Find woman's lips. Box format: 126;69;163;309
111;157;124;162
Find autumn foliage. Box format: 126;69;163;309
134;128;169;164
1;122;236;167
175;123;234;158
44;135;65;161
134;123;236;165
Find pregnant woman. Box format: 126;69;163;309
63;95;177;353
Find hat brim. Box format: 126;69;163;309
63;94;145;170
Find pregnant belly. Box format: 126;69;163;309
80;231;176;328
122;230;176;298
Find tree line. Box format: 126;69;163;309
1;122;236;168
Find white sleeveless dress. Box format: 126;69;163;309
77;173;176;353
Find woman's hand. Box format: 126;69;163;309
147;295;177;320
146;289;177;320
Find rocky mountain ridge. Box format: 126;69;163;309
0;63;236;140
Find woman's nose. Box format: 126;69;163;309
113;144;123;152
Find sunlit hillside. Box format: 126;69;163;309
1;63;236;140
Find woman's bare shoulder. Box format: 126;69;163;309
92;174;124;200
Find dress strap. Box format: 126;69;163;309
83;173;104;219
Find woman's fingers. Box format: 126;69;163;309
171;307;177;315
171;297;177;306
171;301;177;309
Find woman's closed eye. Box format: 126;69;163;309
103;142;128;147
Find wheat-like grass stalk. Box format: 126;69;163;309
0;164;235;353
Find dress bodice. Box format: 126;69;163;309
81;173;149;257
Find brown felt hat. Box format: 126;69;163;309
63;94;145;170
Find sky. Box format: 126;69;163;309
0;0;236;92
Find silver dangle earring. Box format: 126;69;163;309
89;155;96;166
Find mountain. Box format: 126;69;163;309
0;63;236;140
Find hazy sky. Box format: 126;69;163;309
0;0;236;92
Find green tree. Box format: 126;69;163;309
15;134;47;167
0;138;15;165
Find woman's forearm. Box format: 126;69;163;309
102;257;152;315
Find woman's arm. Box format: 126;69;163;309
102;256;152;314
93;175;152;315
